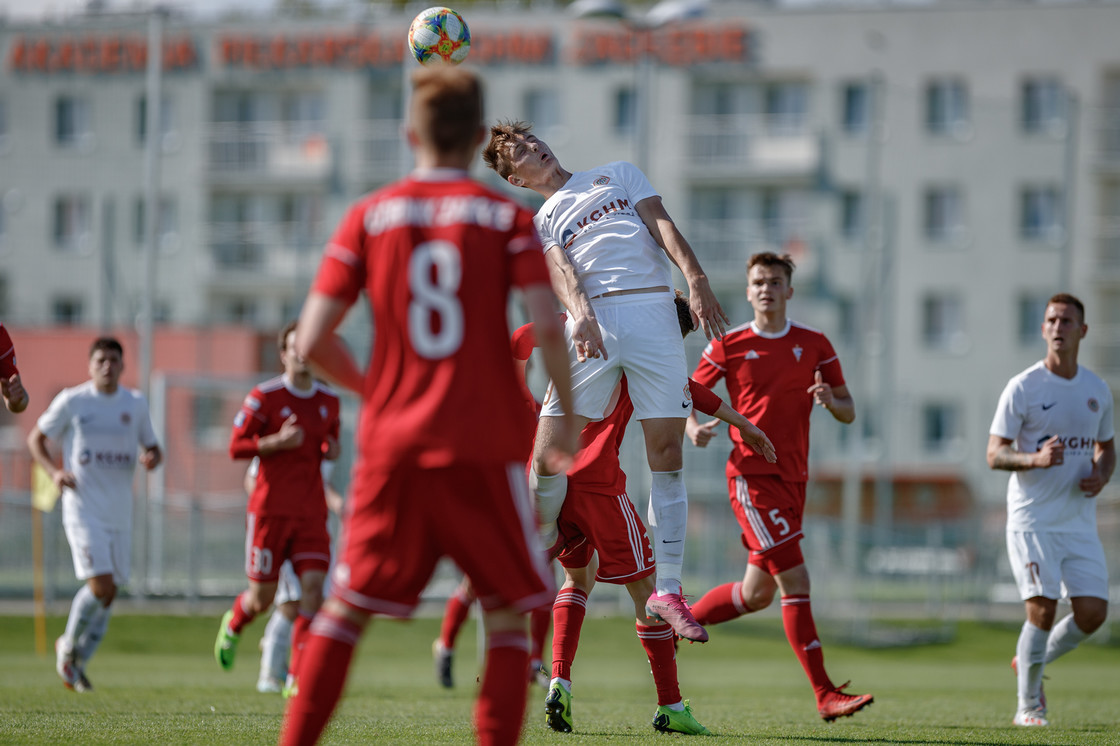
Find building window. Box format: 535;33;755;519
55;96;92;147
765;81;807;137
134;197;180;252
922;402;961;452
840;81;868;135
1017;294;1049;346
226;298;258;324
922;293;965;350
839;189;864;242
524;89;560;133
52;296;85;325
1020;185;1064;242
925;78;969;137
923;186;965;243
614;86;637;137
136;94;178;149
53;195;92;252
1022;77;1067;136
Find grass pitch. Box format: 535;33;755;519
1;611;1117;744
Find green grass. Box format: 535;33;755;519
1;612;1118;744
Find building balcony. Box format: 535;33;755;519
207;123;331;181
684;114;820;181
687;217;813;282
202;221;324;285
1094;108;1120;172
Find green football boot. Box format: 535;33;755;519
214;610;240;671
652;699;711;735
544;681;573;733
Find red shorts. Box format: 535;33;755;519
331;462;554;617
555;488;655;585
728;474;805;576
245;513;330;583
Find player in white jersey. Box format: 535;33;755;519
987;293;1115;728
483;121;729;643
27;337;162;692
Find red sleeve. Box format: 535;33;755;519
688;378;723;417
691;338;725;388
229;387;268;460
0;324;17;378
508;208;549;288
816;336;845;388
311;205;366;305
510;323;537;362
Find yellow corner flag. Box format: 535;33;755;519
31;462;60;513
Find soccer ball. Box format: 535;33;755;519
408;7;471;66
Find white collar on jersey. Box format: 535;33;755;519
749;319;791;339
282;375;318;399
411;167;470;181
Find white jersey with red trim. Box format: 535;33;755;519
36;381;159;531
990;361;1114;532
534;161;670;296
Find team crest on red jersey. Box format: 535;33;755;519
792;344;803;362
593;175;610;186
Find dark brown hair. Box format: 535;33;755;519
410;65;483;154
482;119;533;180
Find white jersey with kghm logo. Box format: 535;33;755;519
36;380;159;531
534;161;671;297
990;361;1114;532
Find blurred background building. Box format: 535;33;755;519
0;0;1117;639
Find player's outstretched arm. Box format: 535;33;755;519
545;245;604;362
296;292;364;394
711;402;776;463
636;196;728;340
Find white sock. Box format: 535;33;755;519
647;470;687;595
530;470;567;549
62;585;102;652
665;701;685;712
549;677;571;691
1015;621;1049;711
76;604;112;665
1044;613;1088;664
260;610;293;682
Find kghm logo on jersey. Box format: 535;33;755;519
1088;398;1100;413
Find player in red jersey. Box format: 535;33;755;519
686;252;874;722
278;66;575;746
0;323;29;413
535;294;776;736
214;319;341;693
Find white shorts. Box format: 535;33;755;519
541;292;690;421
274;560;302;605
63;519;131;585
1006;529;1109;601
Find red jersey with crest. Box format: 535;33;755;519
230;376;341;520
693;320;844;483
312;170;548;470
0;324;18;378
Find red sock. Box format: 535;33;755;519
229;591;256;634
690;582;751;626
288;610;314;681
475;629;529;746
780;594;833;700
637;622;681;706
550;588;587;681
529;604;552;663
439;590;473;649
279;610;361;746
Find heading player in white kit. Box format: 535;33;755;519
987;293;1115;728
27;337;162;692
483;121;728;643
